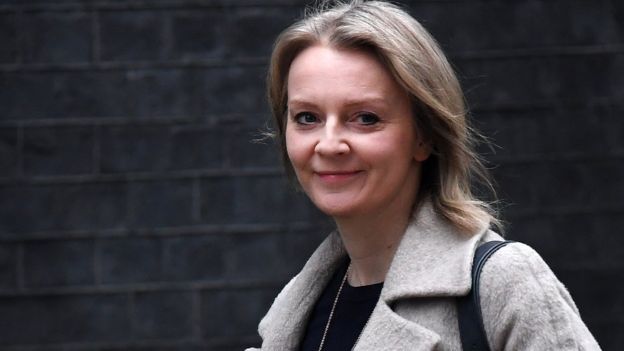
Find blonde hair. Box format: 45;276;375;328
267;0;500;233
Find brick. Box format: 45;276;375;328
409;1;620;53
509;213;624;270
489;162;538;213
583;161;624;209
21;11;91;63
225;124;280;168
533;162;591;209
476;105;616;160
0;13;17;63
200;175;316;225
0;71;118;119
200;66;268;115
541;106;613;156
23;126;94;176
0;68;202;120
0;244;17;289
587;321;624;351
0;72;54;120
278;228;328;272
172;3;299;60
201;287;278;339
100;125;171;173
227;232;283;281
553;214;624;269
504;215;554;246
0;182;127;235
170;125;223;170
170;9;228;60
162;235;225;281
227;230;327;282
535;160;624;210
23;239;94;287
594;213;624;247
0;128;17;178
474;110;542;159
219;0;308;4
458;59;530;109
225;7;300;58
99;10;165;61
458;54;624;109
293;190;327;224
0;294;131;344
133;291;194;340
129;180;194;228
614;1;624;37
99;237;162;284
556;268;624;324
608;105;624;153
98;235;227;284
123;69;201;119
0;0;88;3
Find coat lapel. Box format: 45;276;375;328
258;231;346;349
353;301;441;350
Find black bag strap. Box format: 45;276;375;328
458;240;511;351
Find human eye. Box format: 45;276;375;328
293;112;319;125
355;112;381;125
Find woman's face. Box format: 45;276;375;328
285;45;430;220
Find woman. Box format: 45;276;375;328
249;1;601;350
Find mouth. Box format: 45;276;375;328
314;170;363;183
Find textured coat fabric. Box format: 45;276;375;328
247;201;601;350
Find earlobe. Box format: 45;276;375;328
413;141;432;162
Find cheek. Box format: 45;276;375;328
285;128;306;168
360;132;416;160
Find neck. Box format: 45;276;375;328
335;204;414;287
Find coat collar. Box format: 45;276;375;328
382;200;487;301
258;200;489;350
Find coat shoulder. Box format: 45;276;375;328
479;242;601;350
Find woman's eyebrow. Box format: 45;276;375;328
286;99;317;111
342;97;388;108
288;96;389;108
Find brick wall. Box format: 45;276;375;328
0;0;622;350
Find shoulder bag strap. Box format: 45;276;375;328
458;240;511;351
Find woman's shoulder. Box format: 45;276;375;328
478;240;601;350
480;240;568;295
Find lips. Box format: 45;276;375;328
316;170;360;176
314;170;362;184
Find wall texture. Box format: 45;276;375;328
0;0;622;350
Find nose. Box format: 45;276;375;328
314;118;350;156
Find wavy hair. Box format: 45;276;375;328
267;0;500;233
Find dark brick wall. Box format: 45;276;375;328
0;0;621;350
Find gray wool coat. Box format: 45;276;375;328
247;201;601;350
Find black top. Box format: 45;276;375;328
299;260;383;351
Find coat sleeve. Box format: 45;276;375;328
479;242;601;351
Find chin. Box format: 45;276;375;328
312;199;362;218
305;188;368;218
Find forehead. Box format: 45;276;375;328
287;45;404;102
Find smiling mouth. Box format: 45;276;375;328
314;170;362;183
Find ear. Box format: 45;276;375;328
413;139;432;162
413;126;432;162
